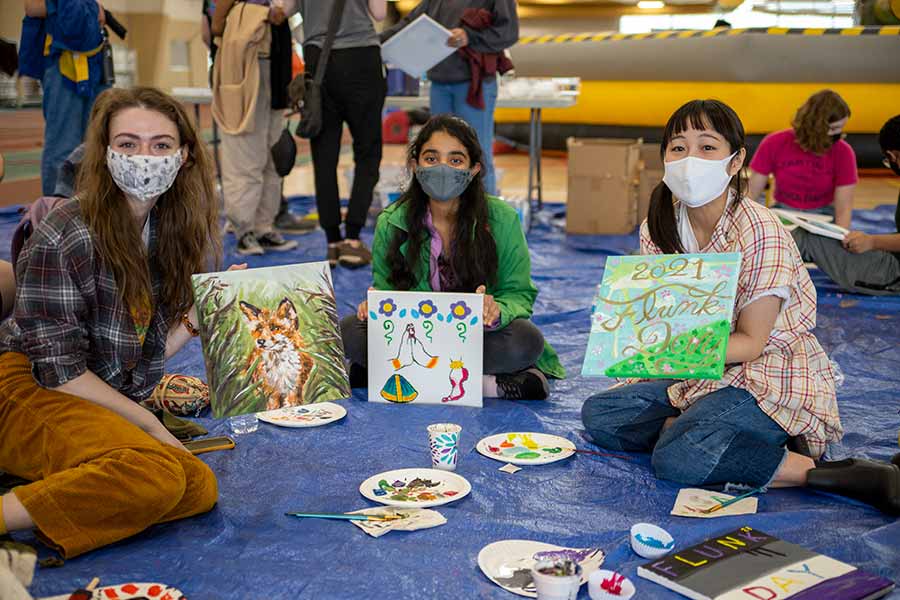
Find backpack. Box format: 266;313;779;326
10;196;67;280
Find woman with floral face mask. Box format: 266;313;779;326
748;89;857;229
340;115;565;400
581;100;899;515
0;87;229;556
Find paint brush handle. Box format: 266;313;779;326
285;512;398;522
704;487;763;513
566;448;633;460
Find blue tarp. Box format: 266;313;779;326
1;198;898;599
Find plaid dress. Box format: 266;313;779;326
0;199;169;401
636;198;842;458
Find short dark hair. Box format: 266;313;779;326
879;115;900;153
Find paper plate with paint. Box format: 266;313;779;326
359;468;471;509
476;432;577;465
256;401;347;428
478;540;606;598
43;583;186;600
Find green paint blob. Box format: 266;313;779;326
514;451;542;459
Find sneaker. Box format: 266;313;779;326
496;368;549;400
275;210;317;234
327;243;341;268
257;231;298;252
338;239;372;269
236;232;264;256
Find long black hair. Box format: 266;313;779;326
386;114;498;291
648;99;746;254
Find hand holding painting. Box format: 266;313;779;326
476;285;500;328
357;287;375;321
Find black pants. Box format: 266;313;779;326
304;45;386;243
340;315;545;376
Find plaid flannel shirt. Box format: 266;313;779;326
0;199;169;401
636;198;842;458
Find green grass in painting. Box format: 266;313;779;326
194;266;350;417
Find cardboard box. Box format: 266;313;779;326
566;138;642;235
638;143;663;224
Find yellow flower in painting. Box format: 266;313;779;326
378;298;397;316
418;300;437;317
449;300;471;320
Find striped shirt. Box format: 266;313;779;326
636;197;842;458
0;199;169;401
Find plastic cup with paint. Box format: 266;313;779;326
427;423;462;471
588;569;635;600
630;523;675;559
530;558;582;600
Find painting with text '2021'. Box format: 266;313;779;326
582;253;742;380
367;290;483;407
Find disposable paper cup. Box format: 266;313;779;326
531;559;582;600
630;522;675;559
427;423;462;471
588;569;635;600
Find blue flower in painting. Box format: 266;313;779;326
449;301;471;321
378;298;397;317
418;300;438;318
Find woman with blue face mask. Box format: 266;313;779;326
581;100;899;515
340;115;565;400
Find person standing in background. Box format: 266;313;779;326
298;0;387;268
381;0;519;197
748;89;857;229
212;0;299;255
20;0;109;196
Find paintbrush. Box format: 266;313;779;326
701;487;763;514
548;447;633;460
285;512;403;522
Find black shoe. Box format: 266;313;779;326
349;363;368;389
807;458;900;515
892;453;900;468
327;243;341;268
236;232;264;256
257;231;298;252
495;368;549;400
275;210;317;234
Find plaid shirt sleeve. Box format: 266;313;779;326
14;223;93;388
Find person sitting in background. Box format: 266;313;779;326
748;89;857;229
341;115;565;400
582;99;899;515
792;115;900;295
0;87;225;556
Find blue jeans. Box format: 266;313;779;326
581;381;788;487
429;78;498;195
40;62;105;196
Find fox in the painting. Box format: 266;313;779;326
239;298;314;410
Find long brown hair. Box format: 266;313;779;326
76;87;221;325
648;99;746;254
791;89;850;155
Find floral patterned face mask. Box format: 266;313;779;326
107;146;184;202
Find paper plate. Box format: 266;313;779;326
359;468;471;508
476;432;576;465
256;402;347;428
44;583;186;600
477;540;606;598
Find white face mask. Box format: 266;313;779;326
663;152;737;208
107;146;183;202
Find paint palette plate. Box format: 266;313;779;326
359;468;471;508
478;540;606;598
43;583;186;600
476;432;576;465
256;402;347;428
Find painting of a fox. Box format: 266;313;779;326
239;298;314;410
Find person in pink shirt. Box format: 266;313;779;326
748;90;857;229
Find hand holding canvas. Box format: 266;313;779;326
476;285;500;327
843;231;874;254
358;287;375;321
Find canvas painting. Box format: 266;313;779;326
582;253;742;380
367;290;483;407
192;262;350;417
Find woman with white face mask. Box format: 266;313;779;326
581;99;899;515
0;87;233;557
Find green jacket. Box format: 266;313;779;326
371;196;566;379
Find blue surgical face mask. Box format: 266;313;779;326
414;164;475;202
